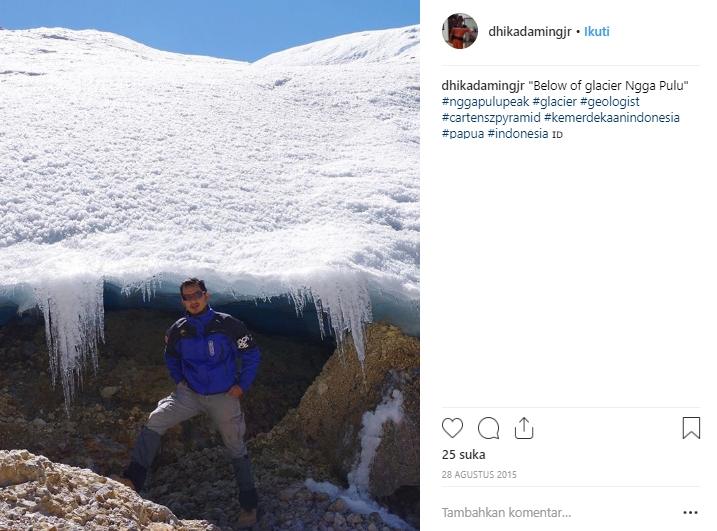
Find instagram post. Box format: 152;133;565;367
2;0;715;529
0;1;419;530
423;1;713;530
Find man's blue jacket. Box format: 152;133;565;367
163;307;261;395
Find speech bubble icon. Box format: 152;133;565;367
478;417;500;439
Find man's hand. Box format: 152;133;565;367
227;385;244;398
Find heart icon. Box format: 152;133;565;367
442;417;463;438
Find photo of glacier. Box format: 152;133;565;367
0;23;420;530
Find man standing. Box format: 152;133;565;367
117;278;261;527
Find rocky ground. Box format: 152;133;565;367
0;448;402;530
0;449;218;530
0;310;419;530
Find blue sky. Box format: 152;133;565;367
0;0;419;62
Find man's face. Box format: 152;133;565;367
181;285;209;315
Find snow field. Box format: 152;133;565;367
0;25;419;408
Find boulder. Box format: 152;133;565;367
267;322;419;498
0;449;219;530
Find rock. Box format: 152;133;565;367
0;450;218;530
279;485;300;501
314;492;330;502
365;370;420;499
368;512;382;524
367;524;378;531
94;485;114;502
268;323;419;500
333;512;346;526
328;498;348;513
32;418;47;428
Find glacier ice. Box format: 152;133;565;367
305;389;412;529
348;389;404;494
34;276;105;413
288;270;372;363
0;25;418;411
21;270;380;412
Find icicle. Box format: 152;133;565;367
305;271;372;365
120;274;162;302
34;275;105;414
287;286;308;317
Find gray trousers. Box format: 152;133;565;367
131;382;255;493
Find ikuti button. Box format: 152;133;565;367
682;417;701;440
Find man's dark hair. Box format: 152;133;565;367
180;278;207;295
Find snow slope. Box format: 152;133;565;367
0;26;419;404
256;26;418;66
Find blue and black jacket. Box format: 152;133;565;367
163;307;261;395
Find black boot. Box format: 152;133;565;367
233;455;258;526
120;461;147;491
122;426;162;491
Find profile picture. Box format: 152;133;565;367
443;13;478;49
